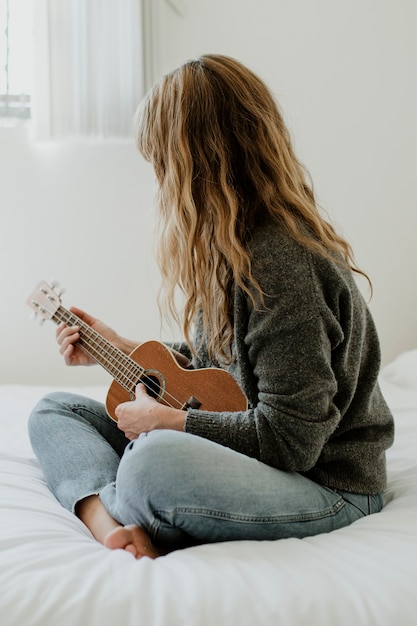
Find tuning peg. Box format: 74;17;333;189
50;279;65;296
49;279;65;298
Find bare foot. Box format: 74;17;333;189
103;524;162;559
76;495;162;559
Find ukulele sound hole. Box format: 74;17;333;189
139;371;164;401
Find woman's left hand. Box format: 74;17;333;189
115;383;186;440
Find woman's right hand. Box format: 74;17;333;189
56;306;130;367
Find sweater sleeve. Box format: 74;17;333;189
184;235;347;472
185;316;343;472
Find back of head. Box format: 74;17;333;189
135;54;301;233
134;54;364;361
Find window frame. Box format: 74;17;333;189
0;0;34;123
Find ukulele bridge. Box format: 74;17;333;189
183;396;202;410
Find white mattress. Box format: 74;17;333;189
1;350;417;626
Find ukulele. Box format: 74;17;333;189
27;281;248;421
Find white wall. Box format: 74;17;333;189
1;0;416;386
0;129;160;385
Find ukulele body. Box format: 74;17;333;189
106;340;248;421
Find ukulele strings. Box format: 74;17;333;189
54;308;183;410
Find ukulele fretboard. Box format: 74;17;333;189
53;307;144;393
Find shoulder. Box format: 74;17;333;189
248;220;350;300
245;220;364;334
248;221;309;289
249;219;300;262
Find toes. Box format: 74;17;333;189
124;543;139;557
103;526;129;550
103;525;161;559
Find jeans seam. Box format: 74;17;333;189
150;517;162;543
336;494;368;516
155;498;345;525
70;403;110;423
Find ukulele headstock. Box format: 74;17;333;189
27;281;63;323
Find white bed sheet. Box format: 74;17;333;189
1;351;417;626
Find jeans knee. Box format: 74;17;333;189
118;430;183;481
28;392;71;446
28;393;54;436
115;430;190;514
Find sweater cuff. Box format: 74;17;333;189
185;409;227;443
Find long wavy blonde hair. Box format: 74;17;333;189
134;54;368;363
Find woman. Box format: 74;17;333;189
29;54;394;559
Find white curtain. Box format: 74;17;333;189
32;0;145;140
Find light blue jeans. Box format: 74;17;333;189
28;392;383;551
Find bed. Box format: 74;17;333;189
1;350;417;626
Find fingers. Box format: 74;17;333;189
134;383;147;397
69;306;97;326
56;322;79;349
56;309;91;347
54;307;101;368
55;322;80;365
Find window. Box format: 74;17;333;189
38;0;145;139
0;0;34;122
1;0;152;139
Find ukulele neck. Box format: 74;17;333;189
52;307;143;393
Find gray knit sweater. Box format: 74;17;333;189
183;221;394;495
